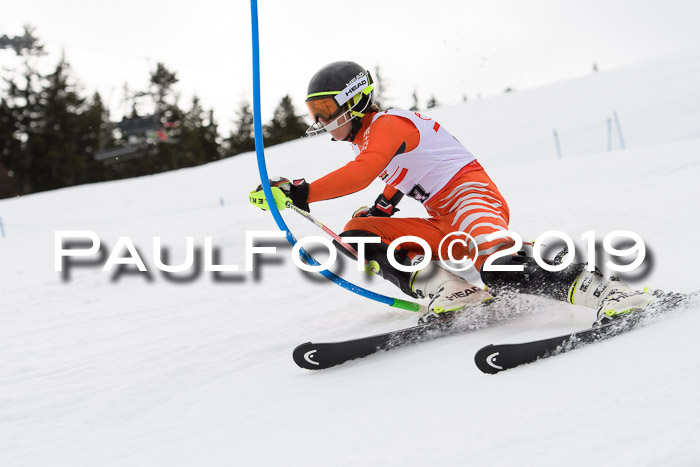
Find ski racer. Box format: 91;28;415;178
250;61;656;325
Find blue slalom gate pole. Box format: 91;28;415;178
553;128;562;159
613;111;625;150
249;0;421;312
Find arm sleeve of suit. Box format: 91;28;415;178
381;184;401;203
307;115;420;203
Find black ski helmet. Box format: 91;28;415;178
305;61;374;136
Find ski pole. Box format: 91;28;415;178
285;203;381;274
285;203;426;312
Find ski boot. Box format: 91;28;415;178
568;269;656;326
412;260;493;325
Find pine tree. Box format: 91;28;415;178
372;66;388;109
177;96;221;166
82;92;111;151
410;90;419;111
198;108;222;163
226;100;256;156
32;57;88;190
0;97;21;197
1;50;42;193
426;95;439;109
0;26;45;197
263;95;307;146
0;51;113;195
149;62;179;118
81;92;113;182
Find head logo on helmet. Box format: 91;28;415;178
305;61;375;138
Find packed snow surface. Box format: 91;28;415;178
1;51;700;466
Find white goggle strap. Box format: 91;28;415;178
334;71;371;106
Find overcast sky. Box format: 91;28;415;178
2;0;700;133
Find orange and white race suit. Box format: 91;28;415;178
308;109;514;271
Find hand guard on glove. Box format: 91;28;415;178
249;176;310;212
353;191;404;218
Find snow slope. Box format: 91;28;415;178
1;51;700;466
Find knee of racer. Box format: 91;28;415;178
336;229;381;261
470;237;517;276
343;216;377;235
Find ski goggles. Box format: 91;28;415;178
304;90;374;137
305;94;344;123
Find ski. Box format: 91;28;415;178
292;297;522;370
474;316;641;374
293;319;465;370
474;291;697;374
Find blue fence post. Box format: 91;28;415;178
613;111;625;150
553;128;562;159
0;216;5;238
607;117;612;151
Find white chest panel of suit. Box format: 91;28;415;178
352;109;477;204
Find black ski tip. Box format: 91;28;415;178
293;342;325;370
474;344;505;375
